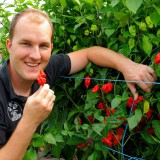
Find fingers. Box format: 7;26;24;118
127;83;138;100
44;89;56;107
137;76;152;93
38;84;50;98
36;84;56;107
136;67;157;93
147;67;157;81
127;65;157;97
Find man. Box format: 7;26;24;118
0;8;157;159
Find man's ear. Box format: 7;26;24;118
6;39;12;52
51;43;54;52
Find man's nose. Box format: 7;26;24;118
29;46;41;60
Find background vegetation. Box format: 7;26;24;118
0;0;160;159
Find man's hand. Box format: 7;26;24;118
23;84;56;126
122;62;157;100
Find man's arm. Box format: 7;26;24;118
68;46;157;99
0;84;55;160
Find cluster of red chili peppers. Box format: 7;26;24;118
84;75;113;93
81;72;160;148
37;70;46;86
102;127;124;147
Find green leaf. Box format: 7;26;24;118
127;109;142;130
67;108;81;120
72;71;85;89
84;0;94;4
155;64;160;77
88;150;101;160
55;133;64;142
59;0;66;10
74;0;80;5
51;143;63;158
23;148;37;160
129;25;136;36
114;12;129;27
105;28;115;37
142;35;152;56
111;96;122;109
126;0;143;14
110;0;120;7
81;124;91;130
151;136;160;144
152;120;160;139
32;137;44;148
118;43;131;57
141;132;157;144
92;123;106;136
43;133;56;145
150;11;160;27
96;0;103;9
143;100;150;114
66;135;86;145
84;90;99;111
157;102;160;113
128;38;135;50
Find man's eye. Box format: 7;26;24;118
41;44;49;48
21;43;30;46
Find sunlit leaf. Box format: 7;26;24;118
142;35;152;56
111;96;122;109
143;100;150;114
44;133;56;145
127;109;142;130
126;0;143;14
152;120;160;139
23;148;37;160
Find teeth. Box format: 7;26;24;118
26;63;39;67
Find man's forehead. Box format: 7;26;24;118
17;15;47;25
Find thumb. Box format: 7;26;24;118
127;83;138;100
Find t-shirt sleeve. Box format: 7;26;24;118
0;107;7;147
45;54;71;86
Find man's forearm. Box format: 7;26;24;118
86;46;133;73
0;117;38;160
68;46;133;75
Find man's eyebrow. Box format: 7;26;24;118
19;39;51;45
19;39;31;43
40;42;50;45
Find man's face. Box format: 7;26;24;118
6;16;53;81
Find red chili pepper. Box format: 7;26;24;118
37;70;46;86
101;82;113;94
145;108;153;120
105;108;116;116
112;135;122;146
76;142;86;147
98;102;106;110
91;84;100;92
154;52;160;64
101;137;112;147
88;115;94;124
84;76;91;88
78;118;82;125
88;138;93;145
147;128;154;135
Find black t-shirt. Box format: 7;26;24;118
0;54;71;146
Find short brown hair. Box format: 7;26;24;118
9;8;54;41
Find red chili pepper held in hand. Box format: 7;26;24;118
37;70;46;86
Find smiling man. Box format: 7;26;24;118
0;8;157;160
